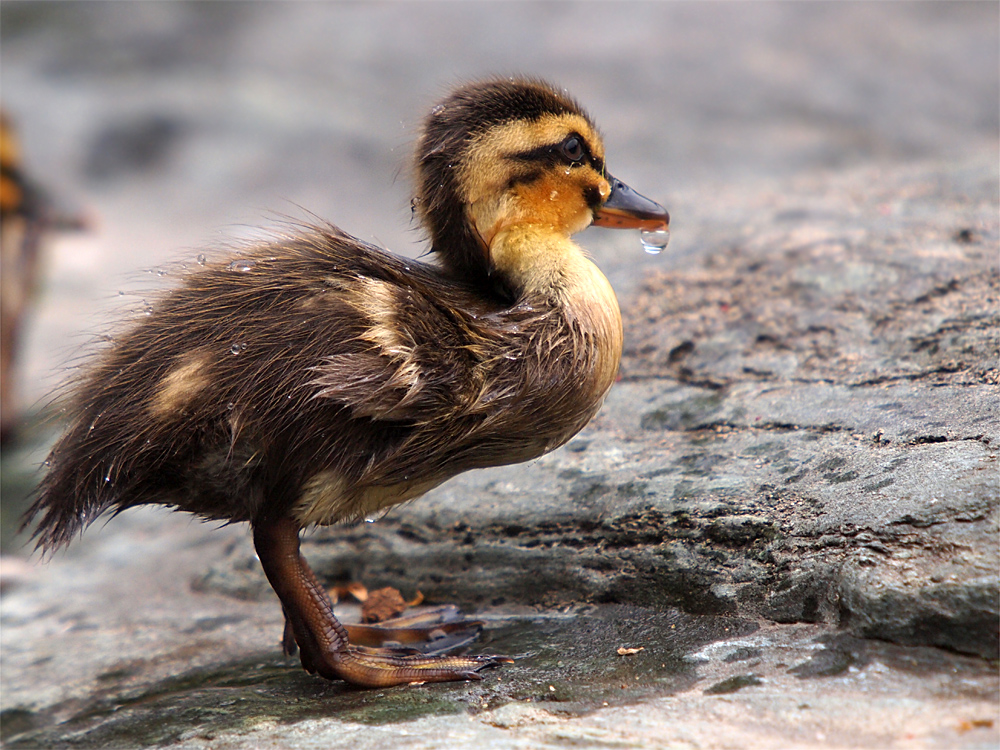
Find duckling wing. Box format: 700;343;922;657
305;273;490;424
26;226;496;543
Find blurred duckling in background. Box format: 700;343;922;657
24;78;669;687
1;111;87;446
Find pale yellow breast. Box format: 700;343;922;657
559;252;624;404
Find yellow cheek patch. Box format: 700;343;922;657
458;113;604;205
517;173;583;228
495;165;609;239
457;114;609;246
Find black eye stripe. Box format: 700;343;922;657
509;132;600;168
504;169;544;191
509;146;562;166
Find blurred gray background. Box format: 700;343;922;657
2;0;998;403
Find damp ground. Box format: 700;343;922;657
3;588;996;749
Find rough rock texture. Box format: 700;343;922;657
3;512;997;749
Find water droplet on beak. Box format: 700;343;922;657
640;228;670;255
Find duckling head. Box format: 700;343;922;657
414;77;669;298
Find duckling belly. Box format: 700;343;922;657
292;471;447;527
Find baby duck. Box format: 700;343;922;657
25;78;669;688
1;111;88;445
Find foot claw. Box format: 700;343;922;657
281;612;298;656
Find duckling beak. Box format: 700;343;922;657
592;176;670;231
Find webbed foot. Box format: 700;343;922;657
256;518;510;687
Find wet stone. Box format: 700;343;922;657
703;674;763;695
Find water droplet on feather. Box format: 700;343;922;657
228;259;256;272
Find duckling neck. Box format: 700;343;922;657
490;225;613;300
491;223;623;379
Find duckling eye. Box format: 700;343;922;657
561;136;585;163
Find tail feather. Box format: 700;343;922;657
22;475;114;555
20;425;122;554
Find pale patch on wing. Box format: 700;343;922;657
351;276;410;356
149;350;213;419
307;276;430;420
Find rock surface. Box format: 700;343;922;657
1;2;998;749
2;510;997;749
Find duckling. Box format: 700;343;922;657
1;110;88;445
24;78;669;688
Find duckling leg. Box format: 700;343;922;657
253;516;510;687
